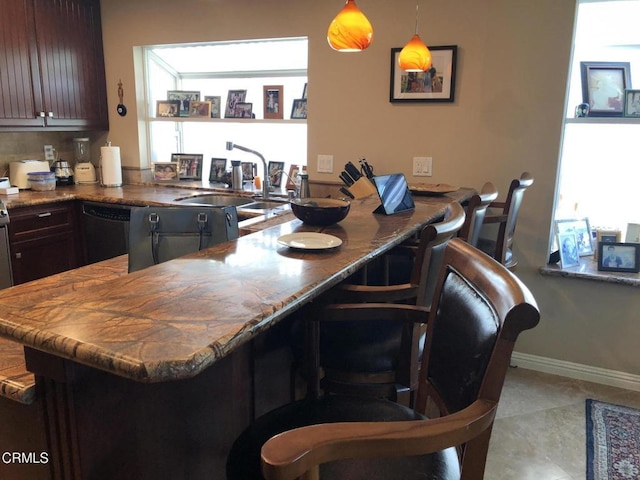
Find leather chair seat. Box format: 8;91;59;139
226;395;460;480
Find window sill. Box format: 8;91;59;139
540;258;640;287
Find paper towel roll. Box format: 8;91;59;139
100;145;123;187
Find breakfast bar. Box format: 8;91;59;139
0;193;452;480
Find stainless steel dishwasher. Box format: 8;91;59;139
0;201;12;289
82;201;132;264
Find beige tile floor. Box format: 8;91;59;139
484;367;640;480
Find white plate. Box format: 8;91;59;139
277;233;343;250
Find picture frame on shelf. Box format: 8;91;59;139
234;102;253;118
204;96;221;118
594;229;622;260
597;242;640;273
625;223;640;243
156;100;180;118
225;90;247;118
152;162;179;181
241;162;256;180
167;90;200;117
188;101;212;118
209;158;227;182
263;86;284;119
267;161;285;187
291;99;307;119
555;217;593;256
558;232;581;268
286;165;301;191
579;62;631;117
171;153;203;180
623;89;640;117
390;45;458;103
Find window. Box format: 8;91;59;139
143;37;308;185
554;1;640;245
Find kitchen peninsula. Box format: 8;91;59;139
0;186;460;480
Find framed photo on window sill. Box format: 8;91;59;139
597;242;640;273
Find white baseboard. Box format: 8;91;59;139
511;352;640;392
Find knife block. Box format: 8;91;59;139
347;177;377;199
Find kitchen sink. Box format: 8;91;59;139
241;201;288;210
174;195;254;207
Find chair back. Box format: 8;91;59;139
259;238;540;480
493;172;534;267
458;182;498;247
411;201;466;308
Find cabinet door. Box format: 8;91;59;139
8;202;83;285
33;0;109;129
0;0;45;128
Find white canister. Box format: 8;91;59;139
100;145;123;187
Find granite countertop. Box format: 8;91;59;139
0;193;452;384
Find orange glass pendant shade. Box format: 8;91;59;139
398;34;432;72
327;0;373;52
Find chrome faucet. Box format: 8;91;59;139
226;141;270;199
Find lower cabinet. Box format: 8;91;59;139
8;202;84;285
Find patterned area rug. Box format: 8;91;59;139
587;399;640;480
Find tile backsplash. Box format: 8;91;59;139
1;131;92;178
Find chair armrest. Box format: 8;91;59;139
336;283;418;303
261;399;497;480
488;201;506;209
319;303;430;324
482;214;508;224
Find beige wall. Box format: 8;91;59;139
99;0;638;377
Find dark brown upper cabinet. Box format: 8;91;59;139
0;0;109;131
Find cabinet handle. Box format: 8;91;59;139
37;212;52;218
15;253;22;259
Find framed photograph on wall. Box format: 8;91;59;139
171;153;203;180
579;62;631;117
156;100;180;118
225;90;247;118
209;158;227;182
204;96;221;118
267;161;285;187
390;45;457;103
188;101;212;118
152;162;179;181
167;90;200;117
291;99;307;119
597;242;640;273
264;86;284;119
623;89;640;117
558;232;581;268
555;218;593;256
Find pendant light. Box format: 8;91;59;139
327;0;373;52
398;1;432;71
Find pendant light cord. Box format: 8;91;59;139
414;1;420;35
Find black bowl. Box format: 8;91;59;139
290;198;351;226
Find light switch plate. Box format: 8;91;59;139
44;145;55;162
413;156;433;176
317;154;334;173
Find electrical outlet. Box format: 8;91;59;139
412;156;433;177
44;145;55;162
317;154;334;173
